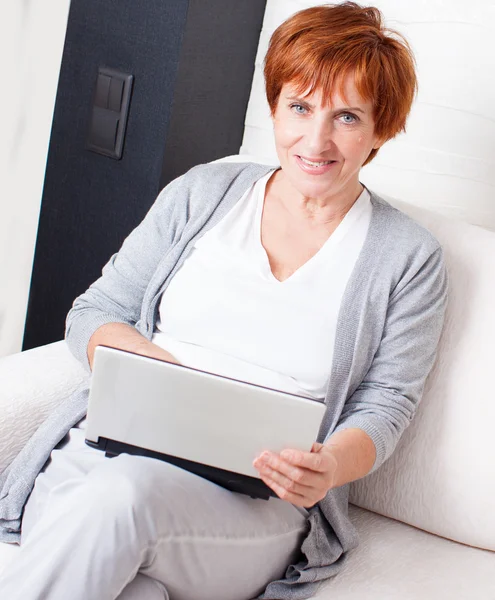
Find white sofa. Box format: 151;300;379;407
1;195;494;599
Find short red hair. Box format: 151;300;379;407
264;2;417;164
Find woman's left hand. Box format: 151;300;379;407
253;443;339;508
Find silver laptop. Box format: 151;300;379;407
85;345;326;499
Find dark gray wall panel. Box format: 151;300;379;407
161;0;267;186
23;0;266;350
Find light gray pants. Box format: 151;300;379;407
0;419;308;600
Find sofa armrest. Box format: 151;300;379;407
0;341;89;474
349;197;495;552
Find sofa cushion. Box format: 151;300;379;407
0;341;88;474
314;505;495;599
0;541;17;576
350;199;495;551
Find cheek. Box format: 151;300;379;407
273;119;304;150
345;134;375;160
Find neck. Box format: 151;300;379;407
268;170;364;227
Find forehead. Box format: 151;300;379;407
281;73;373;109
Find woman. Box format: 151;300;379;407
0;3;447;599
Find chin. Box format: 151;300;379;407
285;170;337;198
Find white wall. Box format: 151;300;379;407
0;1;71;357
241;0;495;230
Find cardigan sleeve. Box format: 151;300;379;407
65;174;187;372
331;244;448;473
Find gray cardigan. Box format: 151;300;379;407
0;162;447;599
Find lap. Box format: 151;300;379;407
21;417;106;539
22;417;309;600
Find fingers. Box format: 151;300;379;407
257;452;326;485
253;446;339;507
253;452;327;507
255;456;315;494
259;473;311;507
279;447;328;473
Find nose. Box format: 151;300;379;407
305;115;335;155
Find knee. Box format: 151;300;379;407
75;455;153;523
117;574;169;600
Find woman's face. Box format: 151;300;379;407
272;74;383;203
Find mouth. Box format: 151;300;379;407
295;155;337;174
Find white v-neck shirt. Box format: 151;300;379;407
152;171;371;399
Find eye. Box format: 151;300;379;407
290;103;308;115
339;112;358;125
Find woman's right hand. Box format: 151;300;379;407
87;322;179;370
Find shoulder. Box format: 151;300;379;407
365;191;447;298
179;161;274;193
369;191;443;258
145;161;275;231
154;161;275;217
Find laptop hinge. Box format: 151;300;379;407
85;437;107;451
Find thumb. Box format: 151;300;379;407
311;442;325;453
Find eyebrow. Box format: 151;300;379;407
286;96;366;114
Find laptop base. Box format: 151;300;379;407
86;437;276;500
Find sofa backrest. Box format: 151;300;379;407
219;154;495;551
350;196;495;552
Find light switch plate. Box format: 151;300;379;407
87;67;134;159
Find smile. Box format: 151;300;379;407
298;156;335;167
295;155;337;174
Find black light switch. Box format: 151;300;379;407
94;74;111;108
89;110;119;150
87;67;133;159
108;77;124;112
